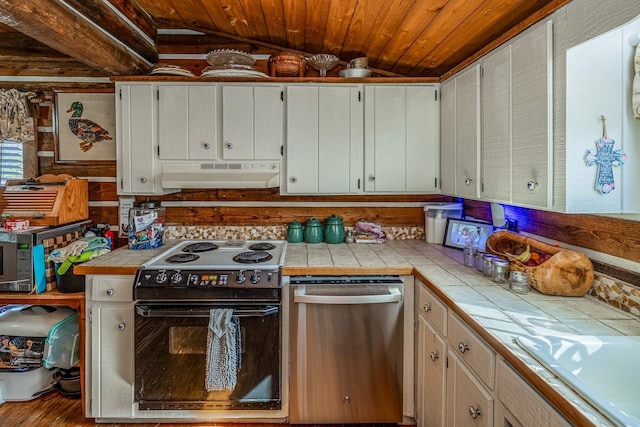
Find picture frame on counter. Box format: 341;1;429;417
443;218;494;251
53;89;116;164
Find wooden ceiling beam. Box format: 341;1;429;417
64;0;158;64
0;0;153;75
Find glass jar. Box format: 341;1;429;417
128;200;166;250
482;254;498;277
463;246;477;267
509;271;531;294
491;258;510;284
475;251;485;271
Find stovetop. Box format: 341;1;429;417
134;240;287;293
143;239;287;270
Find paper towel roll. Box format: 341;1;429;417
490;203;506;228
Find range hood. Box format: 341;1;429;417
161;161;280;189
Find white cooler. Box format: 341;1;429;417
0;305;79;401
423;202;463;244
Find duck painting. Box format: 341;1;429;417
66;101;112;152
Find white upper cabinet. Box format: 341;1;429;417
481;21;553;208
440;79;456;195
222;84;283;160
510;21;552;208
284;84;363;194
157;84;217;160
364;85;439;193
448;65;481;199
116;83;176;195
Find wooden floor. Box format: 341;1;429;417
0;391;396;426
0;391;281;426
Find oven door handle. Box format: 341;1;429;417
135;305;279;318
293;287;401;304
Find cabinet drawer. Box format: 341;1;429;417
90;276;134;302
497;359;571;427
417;283;447;336
447;313;495;388
447;352;493;427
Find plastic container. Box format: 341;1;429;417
424;202;463;244
128;200;166;250
0;305;78;400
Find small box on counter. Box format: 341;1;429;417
2;219;29;231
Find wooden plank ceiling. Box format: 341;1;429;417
0;0;570;79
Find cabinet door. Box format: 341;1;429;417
455;66;481;199
116;83;158;195
481;46;512;202
90;305;134;418
440;79;457;195
222;85;283;160
285;85;362;194
417;315;447;427
511;21;552;207
364;85;439;192
158;84;217;160
447;352;494;427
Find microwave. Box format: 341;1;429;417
0;220;89;292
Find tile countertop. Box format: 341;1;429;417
75;240;640;426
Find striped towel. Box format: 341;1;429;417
205;308;241;391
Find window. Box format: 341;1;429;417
0;140;24;185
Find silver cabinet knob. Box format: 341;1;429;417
290;177;297;183
118;323;126;330
106;289;114;296
527;181;539;190
368;175;376;182
464;178;473;185
203;142;211;149
225;142;233;149
423;304;432;312
139;177;147;183
458;342;470;353
430;351;439;361
343;395;351;405
468;406;481;419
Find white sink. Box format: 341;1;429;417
516;335;640;427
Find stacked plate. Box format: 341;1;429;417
201;49;268;77
149;64;195;77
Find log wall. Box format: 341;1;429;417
9;82;639;265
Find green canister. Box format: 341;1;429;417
324;214;345;244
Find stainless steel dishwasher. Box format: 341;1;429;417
289;275;410;424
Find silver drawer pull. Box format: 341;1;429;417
203;142;211;149
469;406;481;419
464;178;473;185
527;180;539;190
106;289;114;296
423;303;432;312
458;342;470;353
118;323;126;330
430;351;439;361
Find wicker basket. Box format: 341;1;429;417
486;231;594;296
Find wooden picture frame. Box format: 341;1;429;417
53;89;116;164
443;218;494;251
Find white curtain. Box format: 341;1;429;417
634;43;640;119
0;89;36;143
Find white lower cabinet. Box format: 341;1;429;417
415;280;569;427
85;275;135;419
447;351;494;427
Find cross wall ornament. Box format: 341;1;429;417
584;115;626;194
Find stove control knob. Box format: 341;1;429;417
236;270;246;284
171;271;183;285
156;271;168;285
250;270;261;285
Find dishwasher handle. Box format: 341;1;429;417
293;287;401;305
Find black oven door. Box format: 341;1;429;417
134;302;281;410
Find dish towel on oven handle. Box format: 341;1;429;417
634;42;640;119
205;308;242;391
